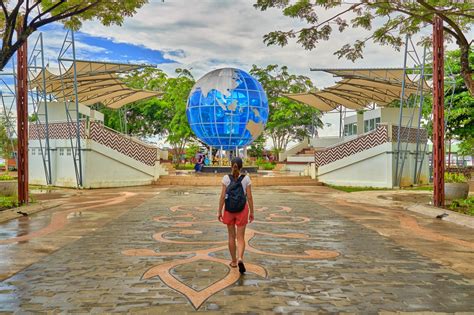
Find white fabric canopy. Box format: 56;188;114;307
29;60;161;109
285;68;430;112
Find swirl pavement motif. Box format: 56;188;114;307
122;205;340;309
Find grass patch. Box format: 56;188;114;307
326;185;392;193
404;185;433;191
175;164;196;170
448;196;474;216
0;174;15;181
0;195;19;210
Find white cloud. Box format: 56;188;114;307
43;0;473;139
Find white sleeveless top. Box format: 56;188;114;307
222;174;251;194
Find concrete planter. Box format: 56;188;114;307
444;182;469;200
0;180;18;196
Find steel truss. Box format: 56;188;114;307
57;30;83;188
0;68;18;170
28;33;52;185
394;35;455;187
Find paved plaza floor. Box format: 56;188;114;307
0;185;474;313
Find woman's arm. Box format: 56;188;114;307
246;185;254;223
218;184;226;222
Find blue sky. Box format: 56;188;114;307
37;23;177;66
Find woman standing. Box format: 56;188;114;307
218;157;254;274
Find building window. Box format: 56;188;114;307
59;148;64;156
344;123;357;136
31;148;36;155
364;117;381;133
66;148;72;156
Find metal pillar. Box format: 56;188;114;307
58;30;83;188
16;35;29;205
432;16;445;207
394;35;409;187
28;33;52;185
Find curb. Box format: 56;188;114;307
0;200;63;223
405;204;474;229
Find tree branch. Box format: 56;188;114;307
416;0;469;46
29;0;67;25
313;3;362;29
31;0;100;28
1;1;8;19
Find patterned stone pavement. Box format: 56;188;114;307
0;186;474;313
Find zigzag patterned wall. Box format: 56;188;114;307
29;122;157;166
392;126;428;143
315;125;428;167
89;122;157;166
315;125;390;167
29;122;85;139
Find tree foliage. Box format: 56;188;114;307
0;118;15;160
422;49;474;155
254;0;474;95
97;67;171;136
249;64;322;153
165;69;196;165
0;0;148;70
99;67;196;165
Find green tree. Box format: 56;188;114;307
422;49;474;162
0;0;148;70
98;67;171;136
165;69;196;166
0;118;16;169
249;64;322;153
254;0;474;95
185;142;200;161
248;134;266;159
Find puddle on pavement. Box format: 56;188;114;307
378;194;432;204
30;189;71;201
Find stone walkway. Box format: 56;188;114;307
1;186;474;313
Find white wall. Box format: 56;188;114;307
318;143;393;188
38;101;103;123
29;137;167;188
317;142;429;188
343;107;420;130
310;136;343;149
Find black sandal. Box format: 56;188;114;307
238;261;246;274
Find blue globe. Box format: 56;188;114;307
186;68;269;150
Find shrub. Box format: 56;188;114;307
444;172;467;183
0;174;15;181
0;195;19;209
449;196;474;215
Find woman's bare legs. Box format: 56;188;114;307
236;225;246;262
227;225;237;266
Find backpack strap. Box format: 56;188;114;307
236;175;245;183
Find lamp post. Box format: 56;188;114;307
16;26;29;205
432;16;445;207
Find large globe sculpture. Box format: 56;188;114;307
186;68;269;150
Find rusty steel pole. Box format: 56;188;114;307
16;30;29;205
432;16;445;207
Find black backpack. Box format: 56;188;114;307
225;174;247;213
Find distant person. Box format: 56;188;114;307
218;157;254;274
194;154;204;172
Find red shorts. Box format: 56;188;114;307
222;203;249;226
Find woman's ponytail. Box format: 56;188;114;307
230;157;243;180
232;163;240;179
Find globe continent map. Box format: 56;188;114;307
186;68;269;150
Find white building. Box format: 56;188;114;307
29;102;168;188
28;60;168;188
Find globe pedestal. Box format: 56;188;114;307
201;166;258;173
